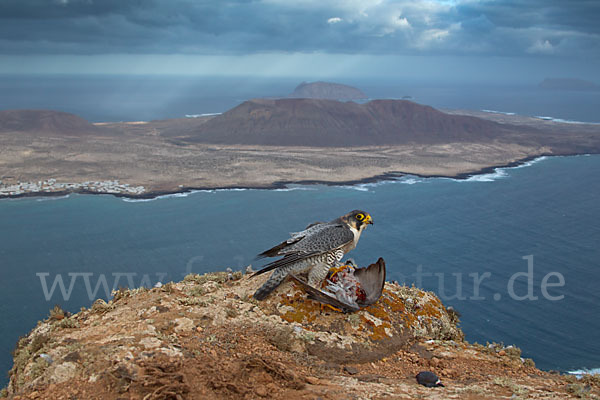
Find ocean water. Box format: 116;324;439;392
0;155;599;385
1;74;600;123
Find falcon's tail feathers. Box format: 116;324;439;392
253;271;287;300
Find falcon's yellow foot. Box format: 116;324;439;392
320;303;343;313
326;265;351;284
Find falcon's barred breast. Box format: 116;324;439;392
252;210;373;300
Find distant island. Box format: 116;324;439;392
1;100;599;198
289;81;367;100
538;78;599;91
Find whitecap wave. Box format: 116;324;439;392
399;177;422;185
482;109;516;116
273;187;316;192
534;115;600;125
336;178;405;191
122;191;197;202
122;197;155;203
510;156;548;169
35;194;71;202
215;188;247;192
341;185;370;192
185;113;222;118
122;187;262;202
362;180;399;188
454;156;549;182
462;169;509;182
567;368;600;377
151;192;192;200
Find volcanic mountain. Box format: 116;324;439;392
0;109;108;136
182;98;525;147
289;81;367;100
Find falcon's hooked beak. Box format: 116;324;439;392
364;214;373;225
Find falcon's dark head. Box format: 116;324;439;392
340;209;373;230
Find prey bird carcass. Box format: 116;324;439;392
290;258;386;313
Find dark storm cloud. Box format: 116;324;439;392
456;0;600;33
0;0;599;58
0;0;145;19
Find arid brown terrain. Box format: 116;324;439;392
5;269;598;399
1;100;599;197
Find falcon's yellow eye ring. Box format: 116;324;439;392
356;213;364;221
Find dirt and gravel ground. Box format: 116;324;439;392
5;269;598;399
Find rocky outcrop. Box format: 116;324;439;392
4;270;597;399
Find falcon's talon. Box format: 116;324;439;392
326;265;351;283
344;258;358;268
323;304;343;313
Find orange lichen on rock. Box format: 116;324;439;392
363;302;392;322
381;290;407;313
278;289;320;324
264;270;463;347
359;313;393;341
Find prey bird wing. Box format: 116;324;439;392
355;258;386;307
289;274;360;313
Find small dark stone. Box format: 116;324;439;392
63;351;82;363
343;366;359;375
416;371;444;387
156;305;169;313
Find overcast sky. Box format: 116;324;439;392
1;0;599;82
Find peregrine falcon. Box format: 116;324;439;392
252;210;373;300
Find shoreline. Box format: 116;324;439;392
0;152;595;201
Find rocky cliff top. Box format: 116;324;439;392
4;269;598;399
